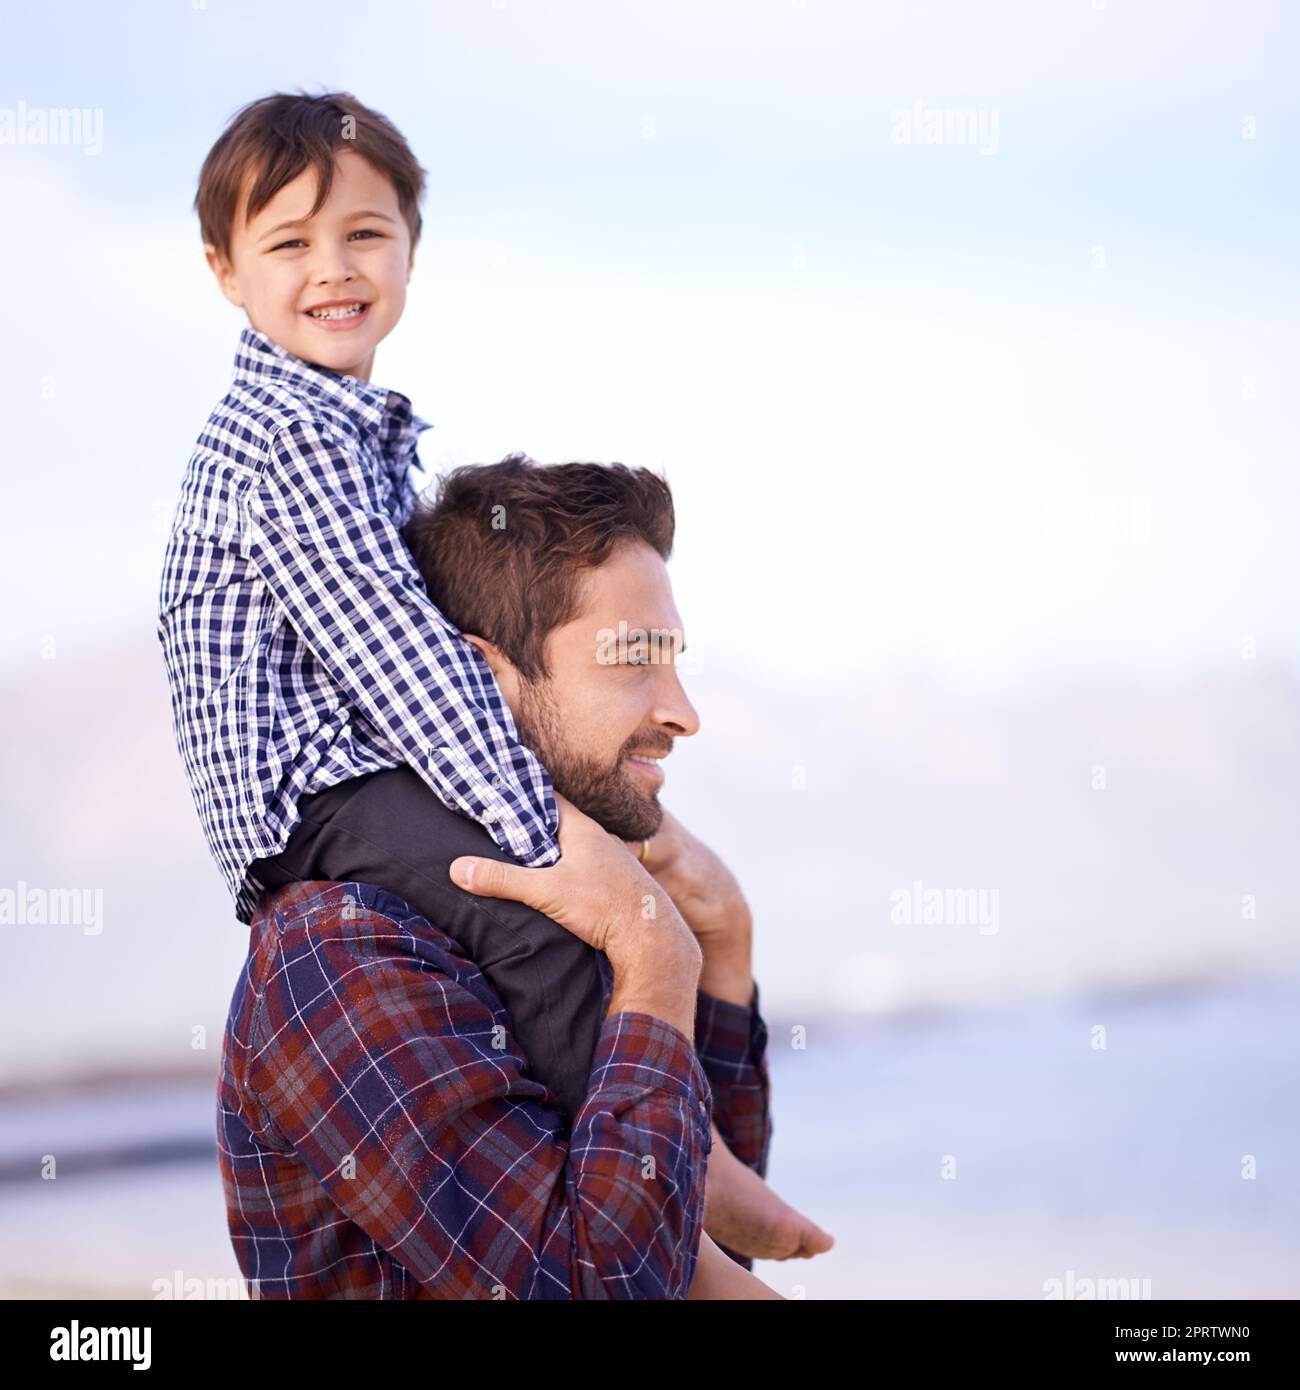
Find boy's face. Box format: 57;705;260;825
206;148;413;382
466;540;701;841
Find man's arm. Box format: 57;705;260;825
626;814;780;1268
241;417;558;867
696;982;772;1180
245;886;712;1299
691;903;770;1177
696;980;773;1273
442;799;794;1293
631;813;770;1173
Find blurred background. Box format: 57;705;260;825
1;0;1296;1299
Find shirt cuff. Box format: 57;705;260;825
582;1009;715;1134
694;981;768;1086
425;743;560;866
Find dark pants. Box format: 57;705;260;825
249;766;606;1127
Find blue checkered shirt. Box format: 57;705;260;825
157;325;560;923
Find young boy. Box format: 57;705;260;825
158;91;827;1288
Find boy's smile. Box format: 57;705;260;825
205;148;414;382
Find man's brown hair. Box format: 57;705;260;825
403;454;676;682
195;90;426;261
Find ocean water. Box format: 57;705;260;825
757;969;1300;1299
0;970;1295;1299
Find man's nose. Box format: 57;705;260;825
656;663;701;738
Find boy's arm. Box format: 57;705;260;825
242;417;558;867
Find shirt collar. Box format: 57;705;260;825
232;324;432;454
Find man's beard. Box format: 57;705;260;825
514;681;665;841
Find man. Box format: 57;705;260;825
219;457;829;1297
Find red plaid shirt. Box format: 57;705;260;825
217;880;771;1299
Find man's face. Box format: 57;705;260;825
485;540;701;841
206;148;413;382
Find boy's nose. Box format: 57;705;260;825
310;245;357;285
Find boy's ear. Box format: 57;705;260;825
204;243;244;309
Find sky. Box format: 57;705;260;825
0;0;1296;694
0;0;1297;1078
3;13;1297;1303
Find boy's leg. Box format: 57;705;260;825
250;767;605;1127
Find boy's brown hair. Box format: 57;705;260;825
403;454;676;683
195;90;426;261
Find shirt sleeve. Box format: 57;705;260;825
693;982;771;1273
694;981;771;1180
245;891;714;1299
241;415;559;867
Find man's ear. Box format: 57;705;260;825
461;633;520;706
204;243;244;309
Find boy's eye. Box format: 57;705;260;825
270;230;382;252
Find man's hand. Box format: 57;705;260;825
624;808;754;1007
452;793;703;1037
625;807;750;943
452;794;690;958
